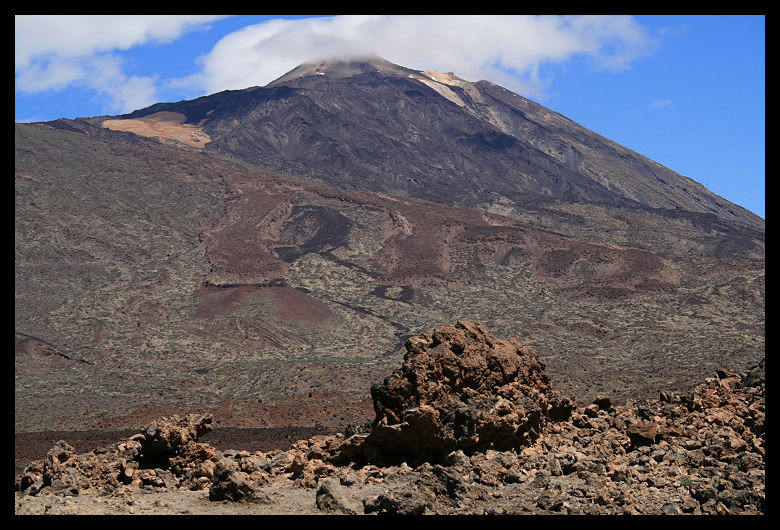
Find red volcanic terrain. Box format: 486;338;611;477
15;58;763;490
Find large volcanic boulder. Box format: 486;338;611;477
363;321;559;462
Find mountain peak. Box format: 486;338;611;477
420;69;468;87
267;55;478;111
268;55;414;86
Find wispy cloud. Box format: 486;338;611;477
15;15;229;113
650;98;674;109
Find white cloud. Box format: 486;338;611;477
650;98;674;109
14;15;657;115
15;55;86;93
15;15;229;113
15;15;229;69
194;15;656;99
85;54;160;115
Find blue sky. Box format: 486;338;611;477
15;15;765;218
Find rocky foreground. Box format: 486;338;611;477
14;322;765;515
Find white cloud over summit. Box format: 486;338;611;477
196;15;656;98
15;15;656;114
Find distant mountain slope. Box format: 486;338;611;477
15;121;764;434
76;56;761;232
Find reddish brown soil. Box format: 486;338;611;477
269;286;336;322
194;284;265;318
200;190;294;284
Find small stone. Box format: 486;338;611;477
316;478;358;514
548;455;563;476
583;404;600;418
593;396;612;411
626;421;658;447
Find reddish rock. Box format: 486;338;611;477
41;441;80;493
549;392;576;422
583;404;600;418
43;441;77;481
289;452;307;475
626;421;658;447
593;396;613;411
167;441;220;490
363;321;558;461
138;413;213;457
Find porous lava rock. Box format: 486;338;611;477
14;354;765;514
137;413;213;468
363;321;558;462
13;413;217;497
208;457;269;502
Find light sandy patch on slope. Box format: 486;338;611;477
101;111;211;149
411;70;512;136
409;71;467;108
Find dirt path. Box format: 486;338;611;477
14;486;324;515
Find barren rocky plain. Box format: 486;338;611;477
15;58;764;515
14;322;765;515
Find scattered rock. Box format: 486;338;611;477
363;486;428;515
13;324;765;516
316;478;359;514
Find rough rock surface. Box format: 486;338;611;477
137;414;213;467
364;321;560;462
14;324;765;515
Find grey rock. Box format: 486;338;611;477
208;458;268;503
363;487;427;515
316;478;359;514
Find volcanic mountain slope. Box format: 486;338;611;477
16;57;763;439
85;56;762;233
